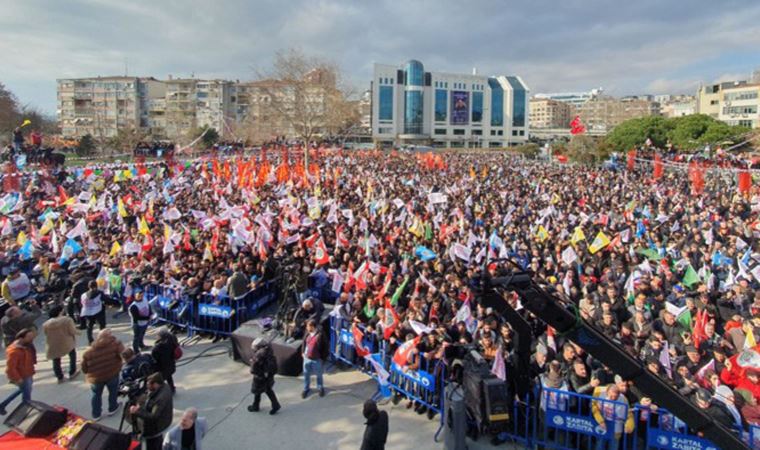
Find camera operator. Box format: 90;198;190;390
129;372;174;450
120;348;156;385
2;302;41;347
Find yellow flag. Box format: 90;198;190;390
113;172;122;183
40;218;54;236
89;194;97;208
408;217;424;238
122;169;132;180
588;231;611;254
570;227;586;246
551;193;561;205
138;217;149;236
63;197;75;206
109;241;121;257
21;119;31;127
17;231;27;245
535;225;549;243
163;224;172;241
117;198;128;218
746;328;757;349
203;244;214;261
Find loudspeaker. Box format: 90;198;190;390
70;422;132;450
4;401;67;437
482;377;510;424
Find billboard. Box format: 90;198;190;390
450;91;469;125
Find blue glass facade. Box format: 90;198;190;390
506;76;526;127
378;86;393;121
404;90;423;134
435;89;447;122
405;60;424;86
472;92;483;123
488;78;503;127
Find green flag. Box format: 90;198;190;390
424;223;433;241
636;248;662;261
677;309;692;330
390;276;410;307
682;264;700;288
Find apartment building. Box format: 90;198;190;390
529;98;576;129
577;96;660;132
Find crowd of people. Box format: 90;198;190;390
1;142;760;449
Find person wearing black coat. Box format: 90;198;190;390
360;399;388;450
151;328;178;394
247;338;280;414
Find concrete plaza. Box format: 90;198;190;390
0;312;513;449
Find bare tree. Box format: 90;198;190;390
0;82;21;137
245;48;359;166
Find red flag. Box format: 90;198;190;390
393;336;420;367
352;324;370;358
569;116;586;135
305;232;319;249
182;229;192;251
653;154;663;180
141;233;154;253
739;170;752;195
383;297;400;340
336;225;350;249
314;238;329;266
627;149;636;171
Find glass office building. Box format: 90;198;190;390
372;60;529;148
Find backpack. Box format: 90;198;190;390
173;344;183;360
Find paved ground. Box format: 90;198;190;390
0;309;521;449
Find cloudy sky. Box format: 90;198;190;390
2;0;760;114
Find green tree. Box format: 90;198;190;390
512;143;540;158
200;127;219;148
567;135;598;164
606;116;671;151
0;82;21;137
76;134;96;157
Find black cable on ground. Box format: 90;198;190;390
175;343;233;368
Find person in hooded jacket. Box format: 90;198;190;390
42;305;80;382
151;327;178;394
360;399;388;450
247;338;280;414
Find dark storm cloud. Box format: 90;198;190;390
2;0;760;112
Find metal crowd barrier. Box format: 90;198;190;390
326;317;759;449
328;317;445;441
146;281;277;337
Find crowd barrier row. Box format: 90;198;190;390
143;280;278;337
327;317;760;449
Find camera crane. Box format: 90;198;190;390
479;269;749;450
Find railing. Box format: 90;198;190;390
145;280;277;337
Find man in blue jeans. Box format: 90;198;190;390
129;290;151;353
81;329;125;420
0;328;37;415
302;319;326;398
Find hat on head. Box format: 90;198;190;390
695;388;711;403
715;385;734;401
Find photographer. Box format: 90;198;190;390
120;348;155;385
2;303;41;347
129;372;173;450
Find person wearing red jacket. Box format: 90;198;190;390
0;328;37;415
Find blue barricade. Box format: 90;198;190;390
189;282;277;336
145;281;277;337
534;387;629;450
146;284;193;334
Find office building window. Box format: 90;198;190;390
378;127;393;134
434;128;447;135
404;90;423;134
488;78;503;126
435;89;447;122
506;76;526;127
379;86;393;121
512;130;518;136
405;60;424;87
472;92;483;123
472;129;482;135
453;129;465;135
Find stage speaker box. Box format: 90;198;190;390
482;377;510;424
3;401;67;437
70;422;132;450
